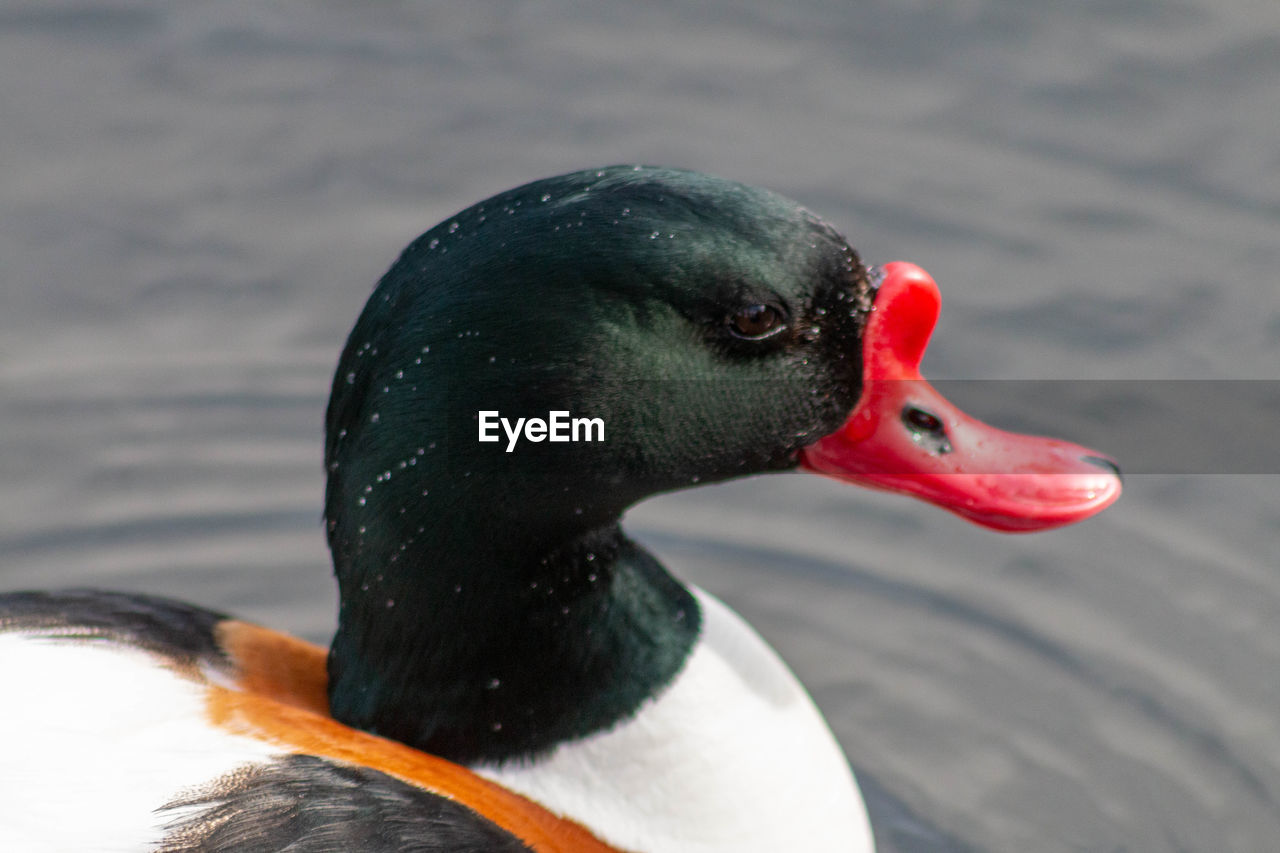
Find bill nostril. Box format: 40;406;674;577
1082;454;1123;485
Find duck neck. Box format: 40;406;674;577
326;516;700;766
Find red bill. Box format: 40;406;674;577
800;262;1121;532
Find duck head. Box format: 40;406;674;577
327;168;872;548
323;166;1120;762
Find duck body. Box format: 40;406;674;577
0;166;1120;851
475;588;869;851
0;585;867;852
0;590;604;852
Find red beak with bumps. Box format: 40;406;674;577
800;262;1121;532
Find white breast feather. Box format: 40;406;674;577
0;634;282;852
475;587;876;853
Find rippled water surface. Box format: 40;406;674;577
3;2;1279;850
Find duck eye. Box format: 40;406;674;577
728;304;785;340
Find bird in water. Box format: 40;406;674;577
0;166;1120;852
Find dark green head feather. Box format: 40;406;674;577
322;166;872;762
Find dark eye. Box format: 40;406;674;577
728;304;785;340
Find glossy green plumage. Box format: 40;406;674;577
323;166;870;763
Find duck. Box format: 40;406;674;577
0;166;1121;853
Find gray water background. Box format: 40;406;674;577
2;2;1279;850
